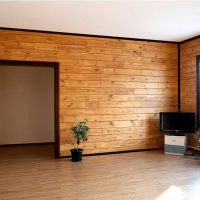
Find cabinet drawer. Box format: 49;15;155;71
165;135;186;146
165;145;186;155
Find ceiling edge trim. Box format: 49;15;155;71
179;35;200;45
0;27;178;44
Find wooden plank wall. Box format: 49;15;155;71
180;37;200;148
0;29;178;156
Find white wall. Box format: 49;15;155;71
0;65;54;144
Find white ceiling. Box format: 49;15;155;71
0;1;199;42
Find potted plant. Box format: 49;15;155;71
195;130;200;142
70;119;89;161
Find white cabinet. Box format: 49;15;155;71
164;135;187;155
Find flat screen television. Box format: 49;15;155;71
160;112;195;134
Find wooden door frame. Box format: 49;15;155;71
0;60;60;158
196;55;200;129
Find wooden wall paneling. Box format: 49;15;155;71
180;37;200;148
0;29;178;156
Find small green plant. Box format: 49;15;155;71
71;119;89;151
195;130;200;140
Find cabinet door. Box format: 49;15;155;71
165;135;185;146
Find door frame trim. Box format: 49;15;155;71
196;55;200;129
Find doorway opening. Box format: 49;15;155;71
0;60;60;158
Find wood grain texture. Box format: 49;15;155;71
0;29;178;156
0;145;200;200
180;38;200;148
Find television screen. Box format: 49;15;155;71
160;112;195;134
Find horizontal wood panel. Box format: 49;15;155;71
60;87;178;95
60;120;160;129
60;134;163;147
59;101;176;109
0;41;177;58
60;59;177;69
0;29;178;156
60;73;178;83
60;80;177;89
60;113;159;122
61;137;163;149
60;107;176;115
60;126;159;137
60;65;178;76
60;137;164;155
60;133;163;145
60;94;177;102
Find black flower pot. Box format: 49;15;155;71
70;148;83;162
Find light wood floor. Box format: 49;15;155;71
0;145;200;200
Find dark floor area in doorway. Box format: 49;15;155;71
0;144;55;160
